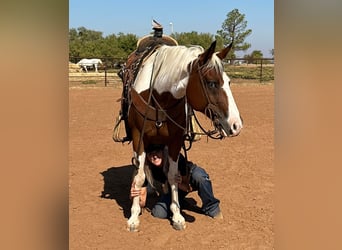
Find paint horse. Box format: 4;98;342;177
77;58;103;72
127;41;243;231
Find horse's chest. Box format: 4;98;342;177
144;122;170;137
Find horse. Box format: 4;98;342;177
126;40;243;231
76;58;103;72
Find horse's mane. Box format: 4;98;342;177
152;45;204;84
205;52;225;75
152;45;225;85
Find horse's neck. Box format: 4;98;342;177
147;73;189;100
135;74;189;100
134;48;192;99
169;76;189;99
153;65;189;99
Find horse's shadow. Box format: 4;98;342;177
100;165;161;218
100;165;202;222
100;165;135;218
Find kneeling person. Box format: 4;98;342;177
130;144;223;219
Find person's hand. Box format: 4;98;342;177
130;187;142;199
130;181;147;207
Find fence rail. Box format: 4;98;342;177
69;57;274;86
68;72;121;88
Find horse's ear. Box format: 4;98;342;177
198;40;217;65
216;41;233;60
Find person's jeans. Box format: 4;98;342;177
151;165;220;218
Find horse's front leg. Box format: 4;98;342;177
127;153;145;232
168;160;186;230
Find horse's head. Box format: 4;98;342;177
186;41;243;137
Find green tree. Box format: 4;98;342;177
69;27;138;66
116;33;138;58
251;50;263;58
69;27;105;61
172;31;214;49
244;50;263;64
217;9;252;58
69;28;82;62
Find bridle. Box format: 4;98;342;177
190;59;227;140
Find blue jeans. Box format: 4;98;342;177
151;165;220;218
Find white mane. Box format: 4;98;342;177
134;45;203;97
152;45;204;84
134;45;226;99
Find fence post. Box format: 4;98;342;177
260;59;263;83
104;67;108;87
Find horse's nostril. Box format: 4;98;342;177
233;123;237;131
230;122;242;136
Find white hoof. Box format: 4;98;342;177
127;221;139;232
172;220;186;230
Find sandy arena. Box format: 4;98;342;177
69;81;274;249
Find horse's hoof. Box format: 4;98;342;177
172;221;186;230
127;223;139;232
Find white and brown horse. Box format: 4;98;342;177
127;41;243;231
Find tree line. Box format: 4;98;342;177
69;9;273;66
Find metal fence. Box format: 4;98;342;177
69;57;274;86
69;57;126;69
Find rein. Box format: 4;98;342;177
132;51;160;168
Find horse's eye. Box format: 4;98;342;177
207;81;217;89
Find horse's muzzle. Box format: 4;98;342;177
217;116;243;137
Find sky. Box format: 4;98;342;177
69;0;274;57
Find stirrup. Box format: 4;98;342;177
112;114;131;143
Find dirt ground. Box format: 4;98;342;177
69;81;274;249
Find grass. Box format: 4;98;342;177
82;80;97;85
225;64;274;82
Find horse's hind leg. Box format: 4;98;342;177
168;160;186;230
127;153;145;232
